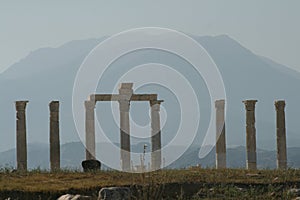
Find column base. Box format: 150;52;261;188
277;160;287;170
246;161;257;170
216;153;226;169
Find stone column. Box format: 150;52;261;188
85;100;96;160
275;100;287;169
49;101;60;171
215;100;226;169
243;100;258;170
118;83;133;171
15;101;29;171
150;100;163;171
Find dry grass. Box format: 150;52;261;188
0;168;299;193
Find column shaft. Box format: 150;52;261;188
120;102;131;171
119;83;133;171
49;101;60;171
243;100;257;170
85;100;96;160
16;101;28;171
275;100;287;169
150;100;163;171
215;100;226;169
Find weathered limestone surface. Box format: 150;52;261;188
118;83;133;171
98;187;131;200
87;83;163;172
15;101;28;171
89;94;157;101
288;188;300;197
150;100;163;171
275;100;287;169
85;100;96;160
243;100;257;170
49;101;60;171
57;194;92;200
215;100;226;169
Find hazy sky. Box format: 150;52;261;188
0;0;299;73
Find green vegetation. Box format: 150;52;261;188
0;168;299;199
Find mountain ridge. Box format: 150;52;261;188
0;34;299;154
1;142;300;170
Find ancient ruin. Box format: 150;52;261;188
12;88;291;171
275;100;287;170
243;100;258;170
84;83;164;171
49;101;60;171
215;99;226;169
15;101;29;171
84;100;96;161
150;100;163;171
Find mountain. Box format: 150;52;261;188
170;145;300;169
0;34;300;159
1;142;300;170
0;142;85;170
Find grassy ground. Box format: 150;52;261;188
0;168;300;199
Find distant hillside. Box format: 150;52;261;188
169;145;300;169
1;142;300;170
0;34;300;153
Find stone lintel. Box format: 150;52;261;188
89;94;158;102
89;94;117;101
132;94;157;101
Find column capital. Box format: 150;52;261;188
119;100;130;112
84;100;96;110
243;100;257;111
275;100;285;111
49;101;59;112
15;101;29;111
215;99;225;110
150;100;164;109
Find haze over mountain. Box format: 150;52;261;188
0;34;299;164
1;142;300;170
